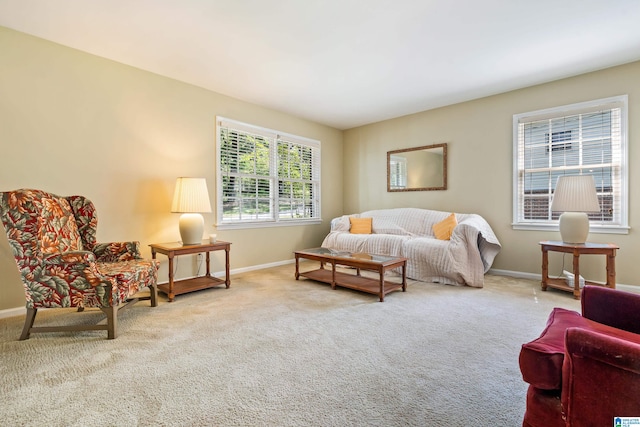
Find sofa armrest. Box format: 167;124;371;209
330;215;354;232
562;327;640;426
582;286;640;334
452;214;501;273
93;241;142;262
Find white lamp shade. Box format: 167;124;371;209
171;177;212;213
550;175;600;213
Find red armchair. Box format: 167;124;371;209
519;285;640;426
0;189;158;339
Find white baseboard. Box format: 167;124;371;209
489;268;640;294
0;306;26;320
0;259;298;319
489;268;540;281
1;262;636;318
222;258;295;277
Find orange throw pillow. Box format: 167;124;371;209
349;217;372;234
432;213;457;240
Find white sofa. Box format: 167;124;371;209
321;208;501;287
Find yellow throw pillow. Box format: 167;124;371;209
349;217;372;234
432;213;457;240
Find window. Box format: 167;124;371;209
513;95;628;233
389;155;407;189
216;117;321;228
545;130;572;152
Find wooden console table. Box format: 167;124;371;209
539;240;618;300
149;241;231;302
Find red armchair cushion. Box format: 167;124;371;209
520;308;582;390
520;307;640;390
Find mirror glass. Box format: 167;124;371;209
387;143;447;191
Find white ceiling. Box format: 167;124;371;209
1;1;640;130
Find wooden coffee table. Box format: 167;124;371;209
294;247;407;302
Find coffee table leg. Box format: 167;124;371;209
331;260;336;290
295;254;300;280
379;266;385;302
224;247;231;288
402;262;407;292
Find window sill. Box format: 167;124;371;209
512;223;630;235
216;219;323;231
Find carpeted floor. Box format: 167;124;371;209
0;263;580;426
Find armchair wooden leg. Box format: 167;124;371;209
101;306;118;339
150;284;158;307
19;308;37;340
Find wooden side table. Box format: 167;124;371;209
149;241;231;302
539;240;618;299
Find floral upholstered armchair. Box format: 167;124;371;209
0;189;159;339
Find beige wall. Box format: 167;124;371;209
344;60;640;286
0;27;344;311
2;25;638;313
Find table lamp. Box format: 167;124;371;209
550;175;600;244
171;177;212;245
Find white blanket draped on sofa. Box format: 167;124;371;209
321;208;501;288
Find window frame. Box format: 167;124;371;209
512;95;629;234
215;117;321;230
389;154;408;189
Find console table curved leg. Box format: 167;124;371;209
572;251;581;300
541;248;549;292
167;255;175;302
606;252;616;289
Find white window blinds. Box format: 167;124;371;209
216;117;321;227
389;155;408;189
513;96;628;232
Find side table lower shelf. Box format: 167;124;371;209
300;269;404;296
157;276;227;299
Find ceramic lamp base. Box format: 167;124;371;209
559;212;590;244
179;213;204;245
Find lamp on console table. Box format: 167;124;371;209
550;175;600;244
171;177;212;245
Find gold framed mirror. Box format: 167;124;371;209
387;143;447;192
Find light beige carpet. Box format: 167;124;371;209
0;263;580;426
